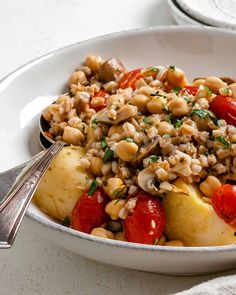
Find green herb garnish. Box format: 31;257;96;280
88;179;98;196
192;109;219;126
172;85;182;94
91;118;97;128
125;137;134;143
143;117;152;124
169;65;175;71
103;148;114;162
63;216;71;227
150;155;160;162
151;67;158;72
214;136;231;148
163;134;171;139
173;119;182;128
150;91;167;98
204;86;212;97
101;136;108;149
181;95;190;102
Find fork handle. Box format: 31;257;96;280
0;141;65;248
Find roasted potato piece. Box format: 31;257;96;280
163;179;236;246
33;146;92;221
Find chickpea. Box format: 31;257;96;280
199;176;222;198
90;96;105;108
90;156;103;176
68;71;87;86
164;240;184;247
106;94;125;108
228;82;236;98
147;97;163;114
131;94;150;113
91;227;115;239
181;123;196;136
139;86;155;97
115;231;126;241
105;199;126;220
193;79;205;87
62;126;85;145
204;77;227;94
166;66;188;86
42;106;52;122
103;177;126;199
108;125;124;137
84;55;103;73
168;97;188;117
115;140;138;161
157;121;175;136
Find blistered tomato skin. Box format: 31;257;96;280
90;89;109;112
124;192;166;244
180;86;199;96
210;95;236;126
212;184;236;227
71;189;109;234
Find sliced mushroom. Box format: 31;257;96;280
99;58;126;82
131;139;159;166
138;168;160;195
96;105;138;125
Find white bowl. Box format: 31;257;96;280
1;26;236;275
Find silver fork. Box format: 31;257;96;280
0;140;65;248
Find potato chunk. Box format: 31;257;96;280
163;179;236;246
33;146;92;221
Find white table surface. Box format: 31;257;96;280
0;1;235;294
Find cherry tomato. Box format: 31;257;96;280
90;89;109;112
210;95;236;126
124;191;166;244
212;184;236;227
118;68;143;90
179;86;199;96
71;188;109;233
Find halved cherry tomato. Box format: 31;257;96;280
118;68;143;90
71;188;109;233
210;95;236;126
180;86;199;96
212;184;236;227
90;89;109;112
124;191;166;244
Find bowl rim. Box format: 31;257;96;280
2;25;236;253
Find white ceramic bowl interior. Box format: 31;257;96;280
1;26;236;275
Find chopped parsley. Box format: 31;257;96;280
214;136;231;148
103;148;114;162
169;65;175;72
172;85;182;94
181;95;190;102
173;119;182;128
113;187;127;203
143;117;152;124
204;86;212;97
88;179;98;196
125;137;134;143
192;109;219;126
150;91;167;98
91;118;97;128
163;134;171;139
63;216;70;227
101;136;108;149
150;155;160;162
151;67;158;72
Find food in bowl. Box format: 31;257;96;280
34;55;236;247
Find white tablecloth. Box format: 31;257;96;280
0;1;235;294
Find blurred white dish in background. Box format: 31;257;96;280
176;0;236;29
1;26;236;275
167;0;204;26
